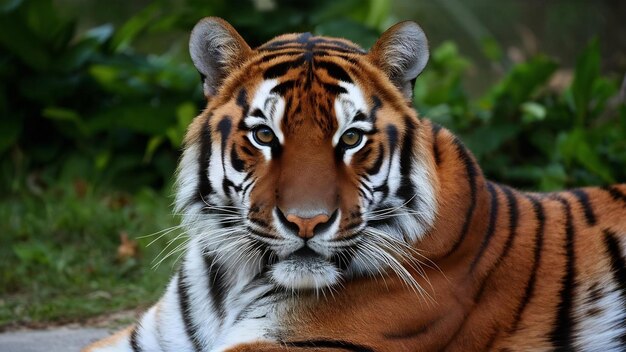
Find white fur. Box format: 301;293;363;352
245;79;286;161
270;258;341;290
573;276;626;350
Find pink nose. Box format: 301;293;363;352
286;214;330;239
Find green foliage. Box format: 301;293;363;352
415;40;624;191
0;0;202;193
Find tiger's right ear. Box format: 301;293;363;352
189;17;252;98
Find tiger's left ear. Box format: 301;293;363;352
368;21;429;101
189;17;252;98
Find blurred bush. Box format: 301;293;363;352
416;40;625;189
1;0;624;194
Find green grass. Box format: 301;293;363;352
0;182;183;329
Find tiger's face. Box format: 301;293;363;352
176;18;437;291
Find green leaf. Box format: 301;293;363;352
42;107;88;136
86;103;177;136
144;136;164;163
521;101;546;124
558;128;614;183
539;163;567;191
486;55;558;119
481;37;502;62
462;123;521;159
0;14;51;70
111;3;160;52
571;39;600;126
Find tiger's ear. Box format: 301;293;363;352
368;21;429;101
189;17;252;98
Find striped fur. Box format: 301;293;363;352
84;18;626;352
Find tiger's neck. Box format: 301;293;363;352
419;120;492;266
413;119;513;316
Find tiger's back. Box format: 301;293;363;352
84;17;626;352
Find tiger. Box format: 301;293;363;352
84;17;626;352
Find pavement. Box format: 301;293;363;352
0;328;110;352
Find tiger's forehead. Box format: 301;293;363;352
231;34;373;138
258;32;366;55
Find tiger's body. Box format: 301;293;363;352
84;18;626;352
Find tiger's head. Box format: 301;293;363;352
176;18;438;292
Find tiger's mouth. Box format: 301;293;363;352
268;245;344;290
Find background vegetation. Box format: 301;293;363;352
1;0;624;328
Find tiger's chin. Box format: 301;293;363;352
269;248;342;290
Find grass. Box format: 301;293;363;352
0;181;184;330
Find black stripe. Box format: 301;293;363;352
395;117;416;206
549;196;577;351
218;117;231;159
203;254;228;320
249;108;267;120
232;286;282;325
260;41;364;54
230;146;245;172
177;269;202;351
510;195;545;332
249;217;270;228
248;227;280;240
470;186;519;348
469;182;500;272
315;43;366;54
242;178;255;197
270;80;297;96
570;189;597;226
365;143;384;175
236;88;249;112
368;96;382;123
602;229;626;346
316;38;366;53
258;51;304;62
195;118;213;206
218;117;232;197
353;112;367;122
445;186;517;350
499;185;519;260
286;339;374;352
261;35;365;52
315;60;353;83
432;123;442;166
605;185;626;206
129;325;141;352
474;184;519;300
321;82;347;95
355;145;372;163
386;124;398;152
241;146;254;156
358;179;373;194
263;57;305;79
442;138;479;257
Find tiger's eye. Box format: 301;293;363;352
341;129;362;147
254;126;275;145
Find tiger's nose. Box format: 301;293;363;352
286;214;330;239
276;208;335;239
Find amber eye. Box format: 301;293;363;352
253;126;275;145
340;129;363;148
